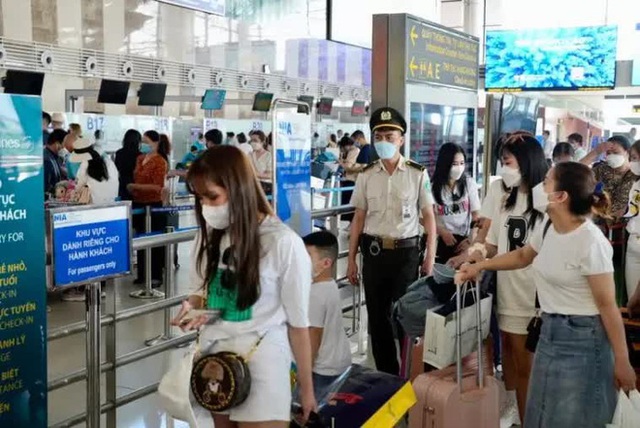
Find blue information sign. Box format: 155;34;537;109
50;204;132;287
0;94;47;426
274;112;312;236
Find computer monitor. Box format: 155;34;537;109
351;100;366;116
252;92;274;112
97;79;130;104
201;89;227;110
3;70;45;95
297;95;314;114
318;97;333;115
138;82;167;106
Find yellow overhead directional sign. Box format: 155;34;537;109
405;17;479;91
410;26;418;47
410;57;418;77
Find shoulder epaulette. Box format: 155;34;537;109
406;160;426;171
362;160;380;172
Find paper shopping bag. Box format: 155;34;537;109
423;289;492;369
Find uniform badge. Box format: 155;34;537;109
381;111;392;121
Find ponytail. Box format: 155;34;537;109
591;183;612;219
158;133;171;162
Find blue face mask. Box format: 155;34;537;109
140;143;152;154
374;142;397;160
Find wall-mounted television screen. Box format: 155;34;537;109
98;79;130;104
252;92;274;112
201;89;226;110
297;95;314;114
485;25;618;91
138;83;167;106
318;97;333;115
3;70;45;95
351;100;366;116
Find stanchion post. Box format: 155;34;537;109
105;279;117;428
130;206;165;299
145;226;176;347
357;252;367;356
85;282;102;428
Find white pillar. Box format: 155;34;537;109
1;0;32;41
463;0;484;37
102;0;126;115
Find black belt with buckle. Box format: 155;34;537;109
361;234;419;256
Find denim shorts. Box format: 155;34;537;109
525;313;616;428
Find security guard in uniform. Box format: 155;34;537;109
347;107;437;375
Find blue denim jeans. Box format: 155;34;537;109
525;314;616;428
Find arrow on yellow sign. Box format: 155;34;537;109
410;26;418;46
410;57;418;77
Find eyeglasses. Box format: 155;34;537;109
220;246;237;290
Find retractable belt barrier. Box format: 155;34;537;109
47;204;365;428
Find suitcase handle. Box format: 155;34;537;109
455;280;484;391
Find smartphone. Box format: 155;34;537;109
179;309;221;325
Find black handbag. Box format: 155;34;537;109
526;220;552;353
526;296;542;353
190;335;264;412
190;351;253;412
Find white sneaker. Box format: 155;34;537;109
500;399;521;428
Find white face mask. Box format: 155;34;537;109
606;153;626;169
630;161;640;176
532;183;554;213
500;166;522;188
201;203;230;230
251;142;263;152
449;165;465;181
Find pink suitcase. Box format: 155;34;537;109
409;282;500;428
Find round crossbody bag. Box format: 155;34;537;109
189;281;265;411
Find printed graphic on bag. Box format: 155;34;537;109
191;352;251;412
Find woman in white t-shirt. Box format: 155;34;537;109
171;146;316;426
431;143;480;263
467;135;548;424
626;140;640;315
69;137;119;204
249;130;273;195
458;162;636;428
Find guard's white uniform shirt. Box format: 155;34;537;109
350;157;433;239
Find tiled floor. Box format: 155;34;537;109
46;223;372;428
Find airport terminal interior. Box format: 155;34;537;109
2;0;640;427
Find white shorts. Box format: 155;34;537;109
201;326;292;422
627;234;640;300
498;314;531;335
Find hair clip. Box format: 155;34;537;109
594;182;604;194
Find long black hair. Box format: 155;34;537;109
122;129;141;153
75;146;109;182
431;142;467;206
500;134;548;228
